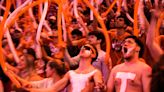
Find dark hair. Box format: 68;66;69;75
71;18;77;24
117;12;131;26
20;54;35;69
71;29;83;37
82;7;90;15
151;54;164;92
88;31;105;44
48;60;66;76
124;35;144;57
26;48;36;59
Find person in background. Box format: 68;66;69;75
87;31;112;84
16;59;67;91
108;14;131;66
67;28;85;57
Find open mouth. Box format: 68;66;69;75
124;47;127;53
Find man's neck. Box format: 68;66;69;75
124;56;139;64
117;28;125;36
95;44;102;52
79;58;92;70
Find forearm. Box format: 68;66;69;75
148;42;163;62
28;88;56;92
32;75;69;91
6;62;19;73
64;48;79;66
146;14;163;61
0;80;4;92
146;14;157;47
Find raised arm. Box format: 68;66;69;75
64;47;80;66
0;80;4;92
6;62;19;74
146;10;164;62
28;72;70;92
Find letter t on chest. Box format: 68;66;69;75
116;72;136;92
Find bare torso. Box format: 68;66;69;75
112;61;151;92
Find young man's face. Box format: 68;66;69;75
122;38;139;59
87;35;100;45
72;34;80;41
115;17;125;28
79;45;96;59
109;19;115;28
80;46;92;58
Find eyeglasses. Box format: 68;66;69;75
82;46;91;50
81;44;97;57
81;46;92;51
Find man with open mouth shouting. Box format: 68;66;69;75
107;36;152;92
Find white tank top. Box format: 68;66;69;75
69;69;97;92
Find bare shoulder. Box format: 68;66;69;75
138;61;151;68
111;63;125;72
64;70;72;79
138;61;152;72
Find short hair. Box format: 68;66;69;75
21;54;35;69
124;35;144;57
48;60;66;76
88;31;105;44
117;12;131;26
71;18;77;24
71;29;82;37
26;48;36;59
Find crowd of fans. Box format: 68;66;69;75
0;0;163;92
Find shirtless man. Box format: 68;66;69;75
28;44;105;92
107;36;152;92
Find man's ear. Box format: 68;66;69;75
136;46;140;52
98;39;102;43
91;53;96;58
